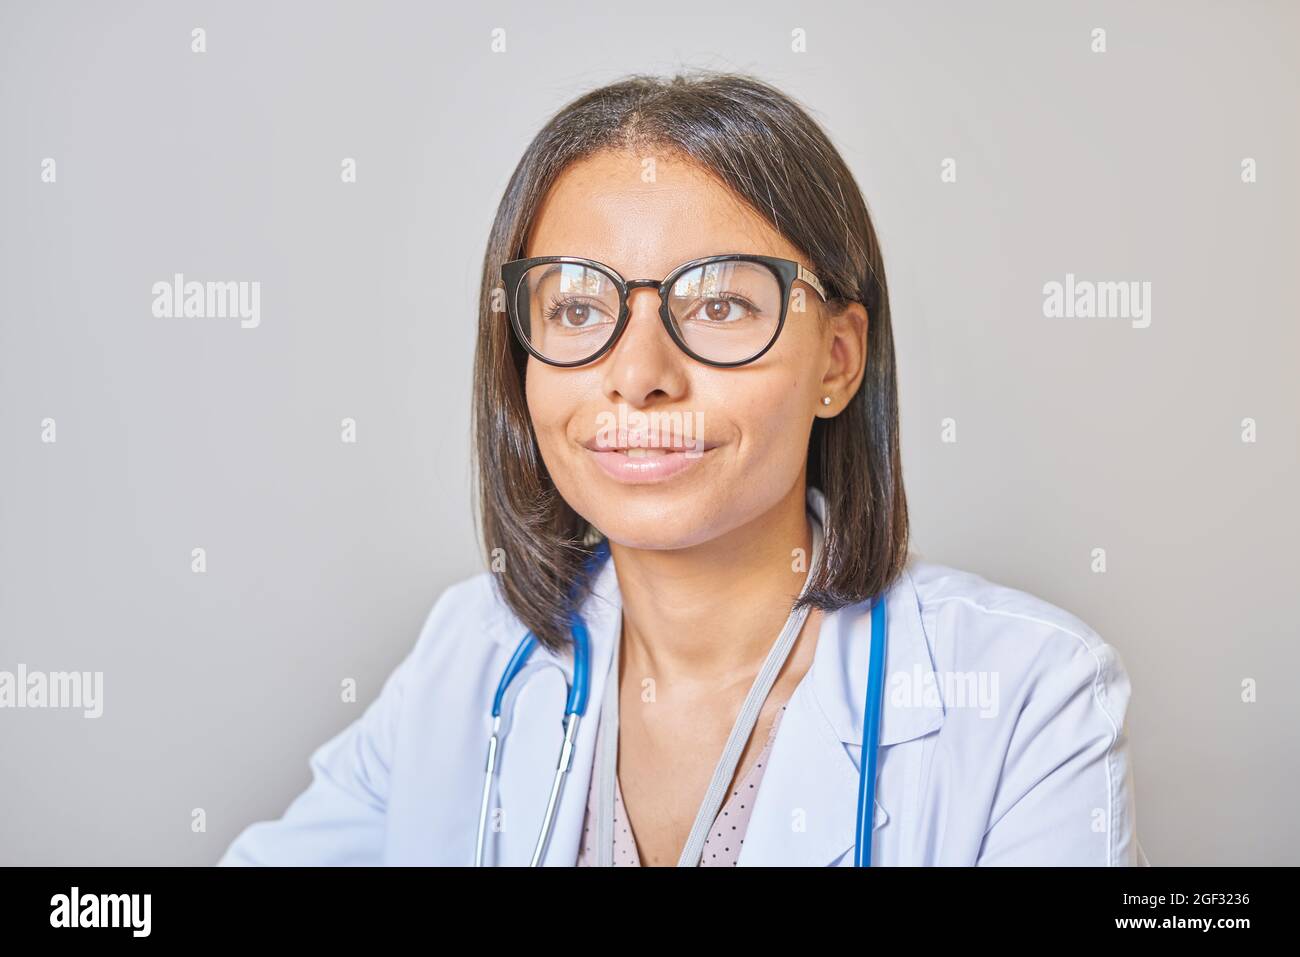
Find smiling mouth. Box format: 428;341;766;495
582;442;716;484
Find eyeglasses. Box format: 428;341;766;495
500;253;829;368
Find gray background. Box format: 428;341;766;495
1;0;1296;865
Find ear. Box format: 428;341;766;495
817;300;869;416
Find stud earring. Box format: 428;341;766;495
821;396;832;406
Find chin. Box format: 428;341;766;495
578;496;727;551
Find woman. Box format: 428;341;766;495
219;72;1145;867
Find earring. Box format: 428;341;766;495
821;396;832;406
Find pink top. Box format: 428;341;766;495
576;703;788;866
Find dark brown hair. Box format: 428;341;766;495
472;71;908;654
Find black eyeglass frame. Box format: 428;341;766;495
500;253;830;369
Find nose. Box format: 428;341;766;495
599;286;688;407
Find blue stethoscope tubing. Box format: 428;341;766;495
472;540;888;867
472;611;592;867
854;595;887;867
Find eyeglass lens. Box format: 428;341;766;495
513;260;784;364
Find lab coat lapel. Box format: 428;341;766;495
738;491;946;866
733;672;871;866
491;551;622;866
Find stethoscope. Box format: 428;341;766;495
472;539;888;867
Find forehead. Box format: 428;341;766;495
524;149;804;277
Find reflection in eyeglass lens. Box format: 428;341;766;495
669;261;782;363
520;263;621;361
516;259;786;364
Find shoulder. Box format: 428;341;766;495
905;557;1116;663
422;569;510;626
899;557;1131;727
906;558;1101;646
894;559;1141;865
394;570;518;679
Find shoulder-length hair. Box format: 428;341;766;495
472;71;908;655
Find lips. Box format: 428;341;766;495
581;433;716;484
585;447;712;483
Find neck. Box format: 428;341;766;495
609;480;817;690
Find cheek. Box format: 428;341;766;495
524;365;565;447
732;376;814;468
524;363;588;481
737;330;824;461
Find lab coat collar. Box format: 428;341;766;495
804;489;947;749
486;485;945;866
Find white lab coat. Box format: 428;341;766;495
219;487;1147;866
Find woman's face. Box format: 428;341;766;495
522;148;864;550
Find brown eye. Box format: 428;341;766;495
542;294;615;331
565;303;593;326
685;295;755;324
703;300;734;322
